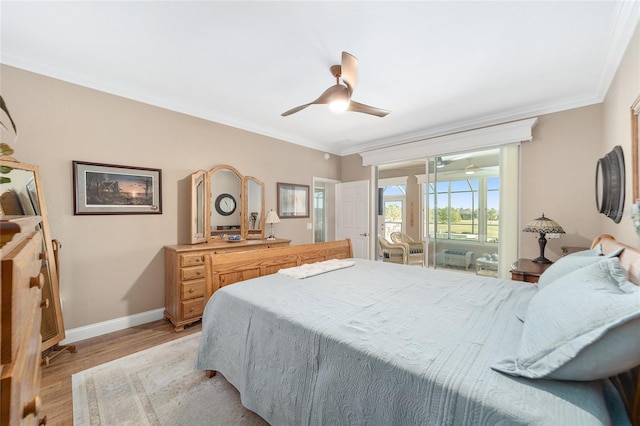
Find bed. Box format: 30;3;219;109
196;235;640;425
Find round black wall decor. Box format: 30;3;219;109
595;145;625;223
215;193;237;216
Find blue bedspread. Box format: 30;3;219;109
196;259;618;425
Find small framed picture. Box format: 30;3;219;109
25;176;40;215
277;182;309;218
73;161;162;215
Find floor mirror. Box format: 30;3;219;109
0;156;72;362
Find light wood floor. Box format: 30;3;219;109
40;319;202;426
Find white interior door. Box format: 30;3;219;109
336;180;370;259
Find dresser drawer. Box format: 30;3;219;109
181;298;204;320
1;280;43;426
181;280;205;300
181;254;205;267
181;266;205;281
1;231;42;365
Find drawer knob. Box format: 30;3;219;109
30;273;44;289
189;307;195;313
189;288;194;293
23;395;41;418
41;298;50;309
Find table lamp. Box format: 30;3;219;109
265;209;280;240
523;213;565;264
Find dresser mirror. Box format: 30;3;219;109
190;164;265;244
0;157;66;351
190;170;206;243
245;176;265;239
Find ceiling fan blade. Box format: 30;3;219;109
347;100;390;117
341;52;358;95
281;103;313;117
282;85;349;117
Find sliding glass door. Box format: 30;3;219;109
422;148;517;277
376;146;518;277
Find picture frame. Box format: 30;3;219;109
25;176;40;215
73;161;162;215
277;182;309;218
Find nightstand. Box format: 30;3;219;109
510;259;552;284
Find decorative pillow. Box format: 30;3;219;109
493;257;640;381
537;246;624;290
568;244;603;257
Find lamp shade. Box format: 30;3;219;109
523;213;565;234
265;210;280;224
523;213;564;264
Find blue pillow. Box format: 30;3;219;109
537;246;623;290
493;257;640;381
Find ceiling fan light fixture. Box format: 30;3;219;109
329;99;349;113
465;164;477;174
328;85;350;113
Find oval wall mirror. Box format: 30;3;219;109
595;145;625;223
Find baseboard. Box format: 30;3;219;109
60;308;166;344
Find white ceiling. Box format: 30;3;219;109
1;1;639;156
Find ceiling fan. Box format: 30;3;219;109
435;157;452;168
281;51;390;118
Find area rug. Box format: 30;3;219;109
72;332;267;425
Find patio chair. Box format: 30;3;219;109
390;232;425;266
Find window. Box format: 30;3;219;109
426;176;499;243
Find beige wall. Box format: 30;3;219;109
1;65;340;329
520;22;640;260
340;153;371;182
602;22;640;248
520;104;604;261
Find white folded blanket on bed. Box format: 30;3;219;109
277;259;355;279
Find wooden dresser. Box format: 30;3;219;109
164;238;291;331
1;216;46;425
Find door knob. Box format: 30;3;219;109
359;232;369;237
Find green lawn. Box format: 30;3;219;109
429;220;499;241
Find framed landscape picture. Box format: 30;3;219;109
277;182;309;218
73;161;162;215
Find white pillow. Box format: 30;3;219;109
537;246;623;290
568;244;603;257
493;257;640;381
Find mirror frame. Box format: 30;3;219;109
190;170;206;243
595;146;625;223
0;156;66;351
207;164;243;240
190;164;265;243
